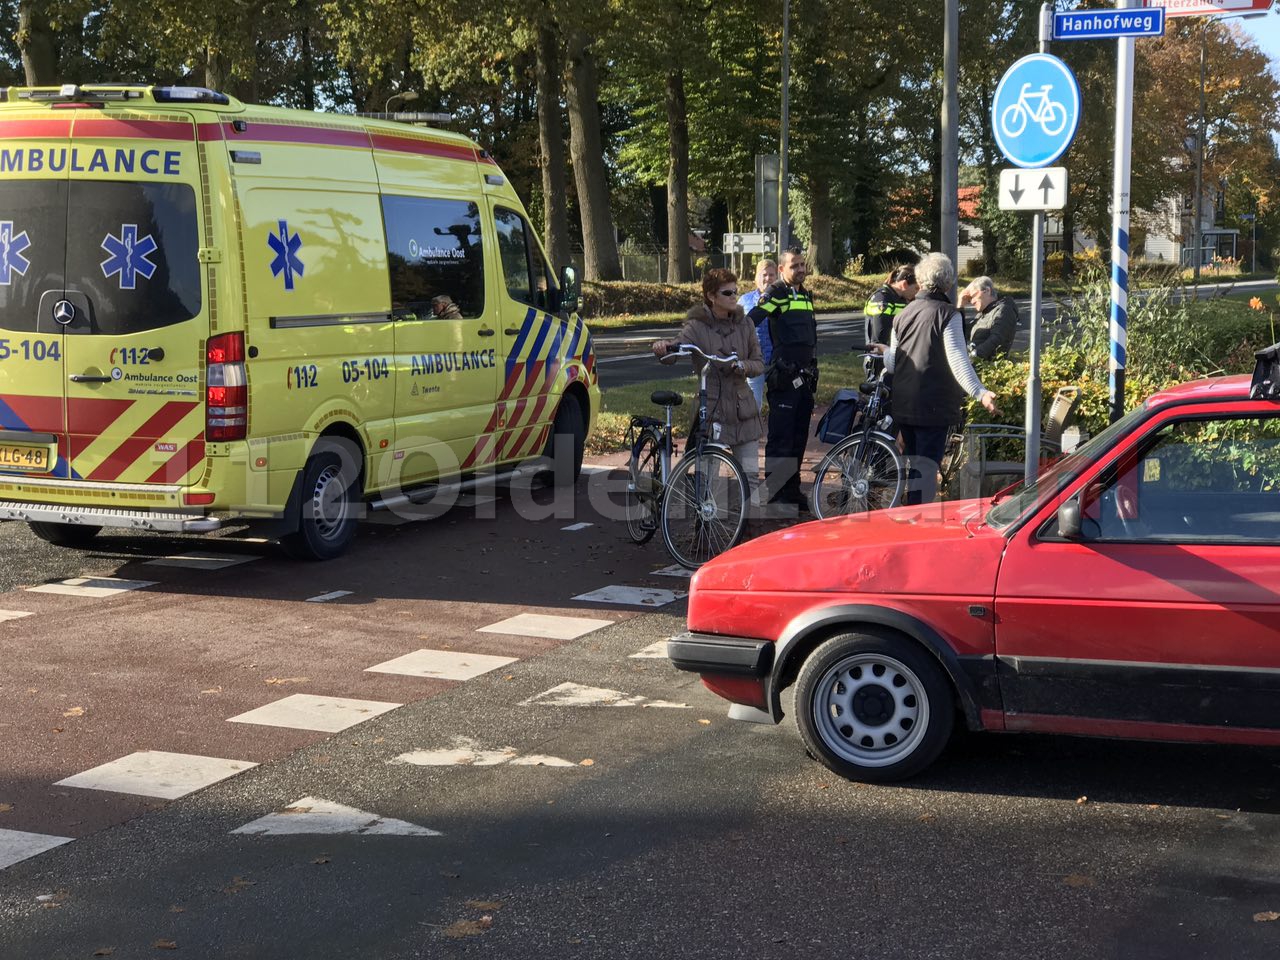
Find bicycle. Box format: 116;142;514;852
999;83;1067;139
624;343;749;569
809;353;907;520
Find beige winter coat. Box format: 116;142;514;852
663;304;764;446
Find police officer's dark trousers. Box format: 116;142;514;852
765;381;814;505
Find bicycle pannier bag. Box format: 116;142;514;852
1251;342;1280;400
815;389;862;444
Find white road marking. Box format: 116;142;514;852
28;577;157;598
630;640;671;660
306;590;353;603
651;564;694;579
520;682;689;709
144;552;258;570
393;737;577;768
0;610;34;623
561;522;594;531
572;585;685;607
580;464;616;475
0;829;73;871
55;750;256;800
227;694;401;733
477;613;613;641
364;649;518;681
231;797;441;837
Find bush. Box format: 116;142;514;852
963;257;986;278
581;274;877;317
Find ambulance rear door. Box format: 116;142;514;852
0;112;71;478
61;111;206;486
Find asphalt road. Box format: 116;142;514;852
595;279;1279;389
2;474;1280;959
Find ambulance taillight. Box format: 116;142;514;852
206;333;247;441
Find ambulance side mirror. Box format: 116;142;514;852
558;265;581;315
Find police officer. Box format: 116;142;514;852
748;249;817;510
864;265;917;374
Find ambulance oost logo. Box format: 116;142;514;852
100;224;158;290
268;219;304;291
0;220;32;285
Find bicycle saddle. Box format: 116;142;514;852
651;390;684;407
858;380;880;396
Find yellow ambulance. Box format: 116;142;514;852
0;84;597;559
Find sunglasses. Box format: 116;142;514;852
718;288;737;297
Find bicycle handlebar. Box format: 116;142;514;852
670;343;740;364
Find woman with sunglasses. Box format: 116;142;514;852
652;268;765;495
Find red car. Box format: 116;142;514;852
669;363;1280;781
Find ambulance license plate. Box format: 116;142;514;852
0;443;51;472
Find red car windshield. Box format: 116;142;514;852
984;403;1150;529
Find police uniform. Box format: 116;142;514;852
863;284;907;374
748;280;817;506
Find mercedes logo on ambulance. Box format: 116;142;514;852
52;299;76;325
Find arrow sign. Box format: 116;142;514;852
999;167;1068;211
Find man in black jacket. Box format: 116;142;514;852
748;249;817;510
959;276;1019;360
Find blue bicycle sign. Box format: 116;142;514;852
992;54;1080;169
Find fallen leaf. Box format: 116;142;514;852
93;950;115;957
223;876;256;895
0;803;12;813
281;806;313;815
27;688;37;694
153;940;178;950
1253;911;1280;922
168;906;185;913
312;857;330;865
579;758;594;767
697;719;711;725
1063;874;1094;888
1076;796;1088;805
52;727;64;734
502;675;515;681
443;916;493;938
917;813;937;823
199;687;222;695
62;706;85;718
467;900;504;911
265;677;309;685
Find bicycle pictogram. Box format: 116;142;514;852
999;83;1068;139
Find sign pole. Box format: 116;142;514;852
1108;0;1139;423
1023;3;1054;483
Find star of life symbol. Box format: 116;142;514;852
268;219;304;291
0;220;32;286
100;224;158;290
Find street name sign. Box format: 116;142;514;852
998;167;1068;212
1144;0;1272;16
992;54;1081;169
1054;8;1165;39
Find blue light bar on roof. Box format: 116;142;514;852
153;86;230;105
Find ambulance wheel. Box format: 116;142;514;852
544;394;586;486
281;437;362;561
28;522;101;548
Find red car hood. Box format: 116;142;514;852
693;499;1008;596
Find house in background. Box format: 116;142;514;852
1139;189;1238;266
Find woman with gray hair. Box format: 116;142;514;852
871;252;998;504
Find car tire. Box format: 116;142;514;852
280;437;362;561
795;631;954;783
28;521;102;548
542;393;585;487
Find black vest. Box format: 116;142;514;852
891;291;966;426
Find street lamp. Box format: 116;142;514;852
385;90;419;114
1191;11;1266;287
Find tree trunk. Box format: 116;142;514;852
665;68;692;284
564;31;622;281
299;4;316;111
535;22;571;273
206;46;231;93
807;174;833;275
18;0;57;85
979;76;999;275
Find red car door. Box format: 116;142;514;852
993;399;1280;743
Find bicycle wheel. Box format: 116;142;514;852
1000;103;1027;139
625;430;663;544
660;447;748;570
811;433;905;520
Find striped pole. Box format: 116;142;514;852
1108;0;1137;423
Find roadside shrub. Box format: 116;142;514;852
963;257;986;278
581;274;877;317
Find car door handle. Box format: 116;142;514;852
504;327;522;336
477;327;496;337
69;374;114;383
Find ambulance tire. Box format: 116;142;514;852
281;437;362;562
28;521;101;548
543;394;586;487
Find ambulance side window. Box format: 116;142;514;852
494;207;553;313
381;196;484;320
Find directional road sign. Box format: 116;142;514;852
992;54;1081;169
1145;0;1272;17
1053;7;1164;39
723;232;774;255
998;167;1068;212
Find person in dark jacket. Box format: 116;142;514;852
959;276;1019;360
871;253;998;505
863;265;917;374
747;249;817;510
